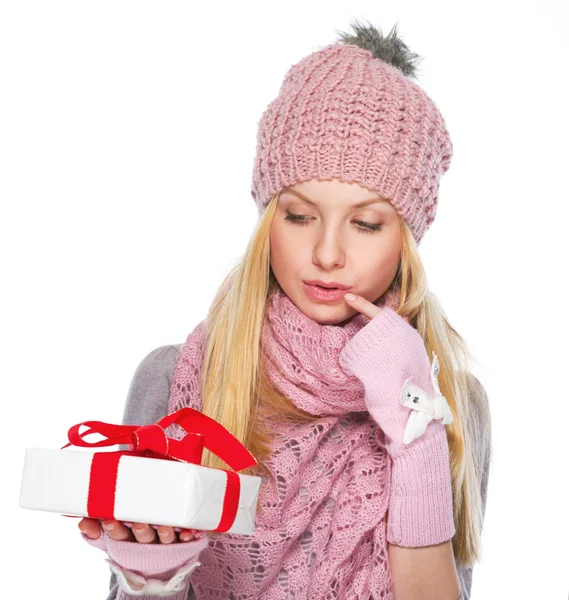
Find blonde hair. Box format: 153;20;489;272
198;192;492;569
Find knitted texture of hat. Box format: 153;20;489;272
250;20;453;245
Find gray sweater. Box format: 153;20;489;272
104;344;491;600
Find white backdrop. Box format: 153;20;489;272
2;1;568;598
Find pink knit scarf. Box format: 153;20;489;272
166;283;405;599
260;284;406;416
169;283;405;421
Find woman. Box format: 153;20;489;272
79;19;492;600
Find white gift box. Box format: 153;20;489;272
19;447;262;535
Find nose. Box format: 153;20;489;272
312;228;345;270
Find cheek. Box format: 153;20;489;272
376;243;400;270
270;222;302;272
270;224;284;266
357;236;401;286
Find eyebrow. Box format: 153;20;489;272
280;188;386;209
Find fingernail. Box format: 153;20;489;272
180;533;190;541
103;522;115;530
344;293;356;301
133;526;146;534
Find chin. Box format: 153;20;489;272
305;301;356;325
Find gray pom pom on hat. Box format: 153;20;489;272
334;18;424;80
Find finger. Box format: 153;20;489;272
102;519;135;542
343;292;382;319
179;528;203;542
78;517;102;539
156;526;177;544
131;522;158;544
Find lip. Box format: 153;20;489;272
303;281;352;303
303;279;352;290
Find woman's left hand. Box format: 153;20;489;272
340;291;442;460
340;291;456;547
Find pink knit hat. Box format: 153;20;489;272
250;20;453;245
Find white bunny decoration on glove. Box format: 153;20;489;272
400;351;453;445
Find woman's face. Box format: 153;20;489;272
270;178;403;325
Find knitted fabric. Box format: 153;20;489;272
250;42;453;245
163;284;455;599
259;284;407;416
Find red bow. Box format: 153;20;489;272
62;406;257;471
62;407;257;532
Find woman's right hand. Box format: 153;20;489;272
78;518;203;544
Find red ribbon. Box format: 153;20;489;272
61;407;258;532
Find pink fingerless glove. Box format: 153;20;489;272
81;529;209;598
339;306;456;547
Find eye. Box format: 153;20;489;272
284;212;382;234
